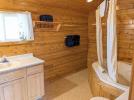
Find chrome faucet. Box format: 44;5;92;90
0;56;9;63
36;96;44;100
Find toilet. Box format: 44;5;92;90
90;97;110;100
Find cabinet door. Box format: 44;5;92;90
0;78;27;100
27;72;45;100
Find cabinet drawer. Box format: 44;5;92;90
0;69;26;84
27;65;44;76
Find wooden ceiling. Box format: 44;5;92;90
39;0;103;14
1;0;134;15
13;0;103;15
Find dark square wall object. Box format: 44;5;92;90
65;35;80;47
39;15;53;22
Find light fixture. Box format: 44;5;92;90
87;0;93;2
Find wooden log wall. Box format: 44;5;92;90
88;0;134;99
0;0;88;80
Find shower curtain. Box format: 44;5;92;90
96;0;106;67
96;8;104;67
107;0;117;82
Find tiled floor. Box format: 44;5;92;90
46;69;92;100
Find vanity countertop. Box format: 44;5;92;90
115;89;129;100
0;53;44;74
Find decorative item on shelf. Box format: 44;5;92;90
34;15;62;32
39;15;53;22
39;15;54;28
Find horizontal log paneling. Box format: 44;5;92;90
0;1;88;80
45;58;87;79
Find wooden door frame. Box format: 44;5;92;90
129;58;134;100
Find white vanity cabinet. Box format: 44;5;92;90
0;69;27;100
27;65;45;100
0;64;45;100
0;78;27;100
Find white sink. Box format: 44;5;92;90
0;54;44;74
0;61;20;68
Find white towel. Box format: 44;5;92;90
99;0;106;17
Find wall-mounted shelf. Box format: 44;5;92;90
62;22;87;27
34;21;88;32
34;21;62;32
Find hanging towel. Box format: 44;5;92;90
107;0;118;82
99;0;106;17
96;8;104;67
